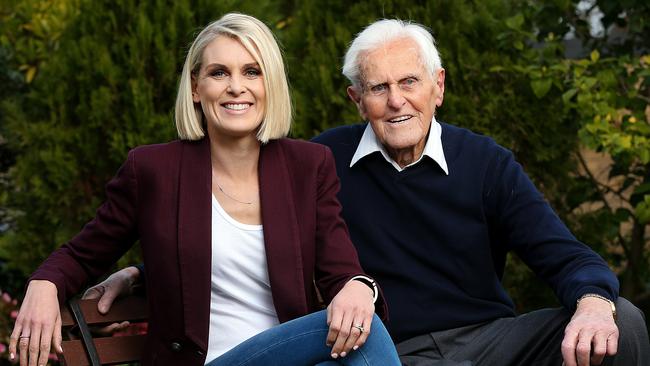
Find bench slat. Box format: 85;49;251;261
61;296;148;326
59;335;147;365
60;295;148;365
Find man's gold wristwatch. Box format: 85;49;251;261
576;293;617;321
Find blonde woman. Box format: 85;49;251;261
10;13;400;366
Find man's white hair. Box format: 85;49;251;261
342;19;442;88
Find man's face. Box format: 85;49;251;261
348;38;445;164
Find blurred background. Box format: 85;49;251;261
0;0;648;362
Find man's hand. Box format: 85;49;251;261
82;266;140;335
561;296;618;366
83;266;140;313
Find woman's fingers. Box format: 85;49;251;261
9;280;60;366
19;336;29;366
325;305;342;348
341;318;364;355
14;323;30;366
18;333;30;366
37;320;57;366
8;320;22;361
354;313;373;350
28;323;42;366
330;308;354;358
54;313;63;354
325;279;377;358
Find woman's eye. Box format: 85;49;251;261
245;68;261;77
210;70;227;78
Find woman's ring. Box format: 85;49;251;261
352;324;364;333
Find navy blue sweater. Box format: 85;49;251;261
313;122;618;343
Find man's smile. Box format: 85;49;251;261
387;115;413;123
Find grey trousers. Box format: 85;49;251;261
396;298;649;366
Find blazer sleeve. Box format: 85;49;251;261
312;146;388;320
29;150;140;304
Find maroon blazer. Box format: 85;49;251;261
31;138;387;365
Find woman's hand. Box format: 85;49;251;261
9;280;63;366
326;279;375;359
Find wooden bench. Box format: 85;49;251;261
59;295;148;365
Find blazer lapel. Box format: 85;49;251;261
177;138;212;350
259;140;308;322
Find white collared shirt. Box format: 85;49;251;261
350;118;449;174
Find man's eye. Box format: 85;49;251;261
370;84;386;93
401;78;418;86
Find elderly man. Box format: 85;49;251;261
87;19;648;366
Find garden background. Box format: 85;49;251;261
0;0;648;362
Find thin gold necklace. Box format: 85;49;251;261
212;173;254;205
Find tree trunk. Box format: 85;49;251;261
620;220;646;302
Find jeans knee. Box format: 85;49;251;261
369;314;388;337
370;313;382;326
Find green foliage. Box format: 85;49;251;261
494;1;650;310
0;0;76;252
0;0;78;84
566;54;649;301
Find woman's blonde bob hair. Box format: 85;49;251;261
175;13;291;143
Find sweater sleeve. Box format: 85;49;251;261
29;150;140;304
312;146;388;320
483;147;618;310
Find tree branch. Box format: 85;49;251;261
576;150;631;254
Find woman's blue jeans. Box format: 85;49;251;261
206;310;400;366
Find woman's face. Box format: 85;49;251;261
193;36;266;140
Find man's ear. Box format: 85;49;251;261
434;68;445;107
191;75;200;103
347;86;367;120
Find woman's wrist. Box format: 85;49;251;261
348;275;378;303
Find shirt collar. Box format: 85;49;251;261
350;117;449;175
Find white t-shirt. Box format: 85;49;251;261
204;195;279;364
